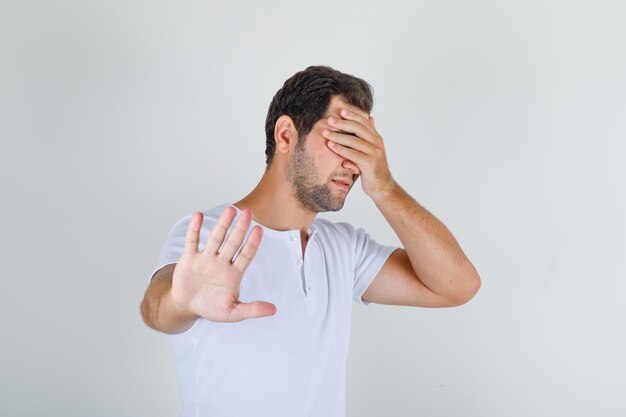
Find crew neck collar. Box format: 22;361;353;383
225;203;316;238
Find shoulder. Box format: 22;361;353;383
200;203;232;224
168;203;230;235
178;202;230;223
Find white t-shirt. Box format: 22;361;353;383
150;203;397;417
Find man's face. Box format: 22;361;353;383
287;96;366;213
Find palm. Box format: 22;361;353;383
170;208;276;322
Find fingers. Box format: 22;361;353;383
326;139;362;162
232;226;263;273
229;300;277;322
327;116;375;143
218;209;253;261
203;208;259;263
204;207;237;254
322;128;370;153
340;108;375;131
183;212;203;255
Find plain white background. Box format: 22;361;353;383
1;1;625;416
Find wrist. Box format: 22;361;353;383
163;288;200;330
369;179;399;202
166;287;198;319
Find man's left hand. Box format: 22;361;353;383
322;108;396;200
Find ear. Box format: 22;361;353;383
274;115;298;155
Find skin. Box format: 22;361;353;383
140;95;481;334
288;138;347;212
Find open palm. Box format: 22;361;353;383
170;207;276;322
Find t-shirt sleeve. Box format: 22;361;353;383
148;214;194;283
352;226;398;305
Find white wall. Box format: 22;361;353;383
1;1;624;416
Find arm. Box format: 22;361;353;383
364;183;481;307
323;109;481;307
140;208;276;335
141;264;199;334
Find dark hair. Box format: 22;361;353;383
264;65;374;165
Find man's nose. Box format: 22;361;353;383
342;159;361;175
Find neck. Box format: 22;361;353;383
233;164;316;235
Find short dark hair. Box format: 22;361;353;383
264;65;374;166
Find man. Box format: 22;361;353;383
141;65;481;416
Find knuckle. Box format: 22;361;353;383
209;235;222;245
237;251;253;262
225;239;240;249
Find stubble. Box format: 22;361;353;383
288;145;346;213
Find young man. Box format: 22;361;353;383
141;65;481;416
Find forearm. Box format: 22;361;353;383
371;181;480;303
141;268;198;335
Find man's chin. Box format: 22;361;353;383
317;197;346;213
295;184;348;213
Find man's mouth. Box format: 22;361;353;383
332;178;352;191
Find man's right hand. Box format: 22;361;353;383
170;207;276;322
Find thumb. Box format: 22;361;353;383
229;301;277;322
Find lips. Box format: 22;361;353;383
332;179;352;191
333;178;352;187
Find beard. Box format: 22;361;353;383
288;144;346;213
